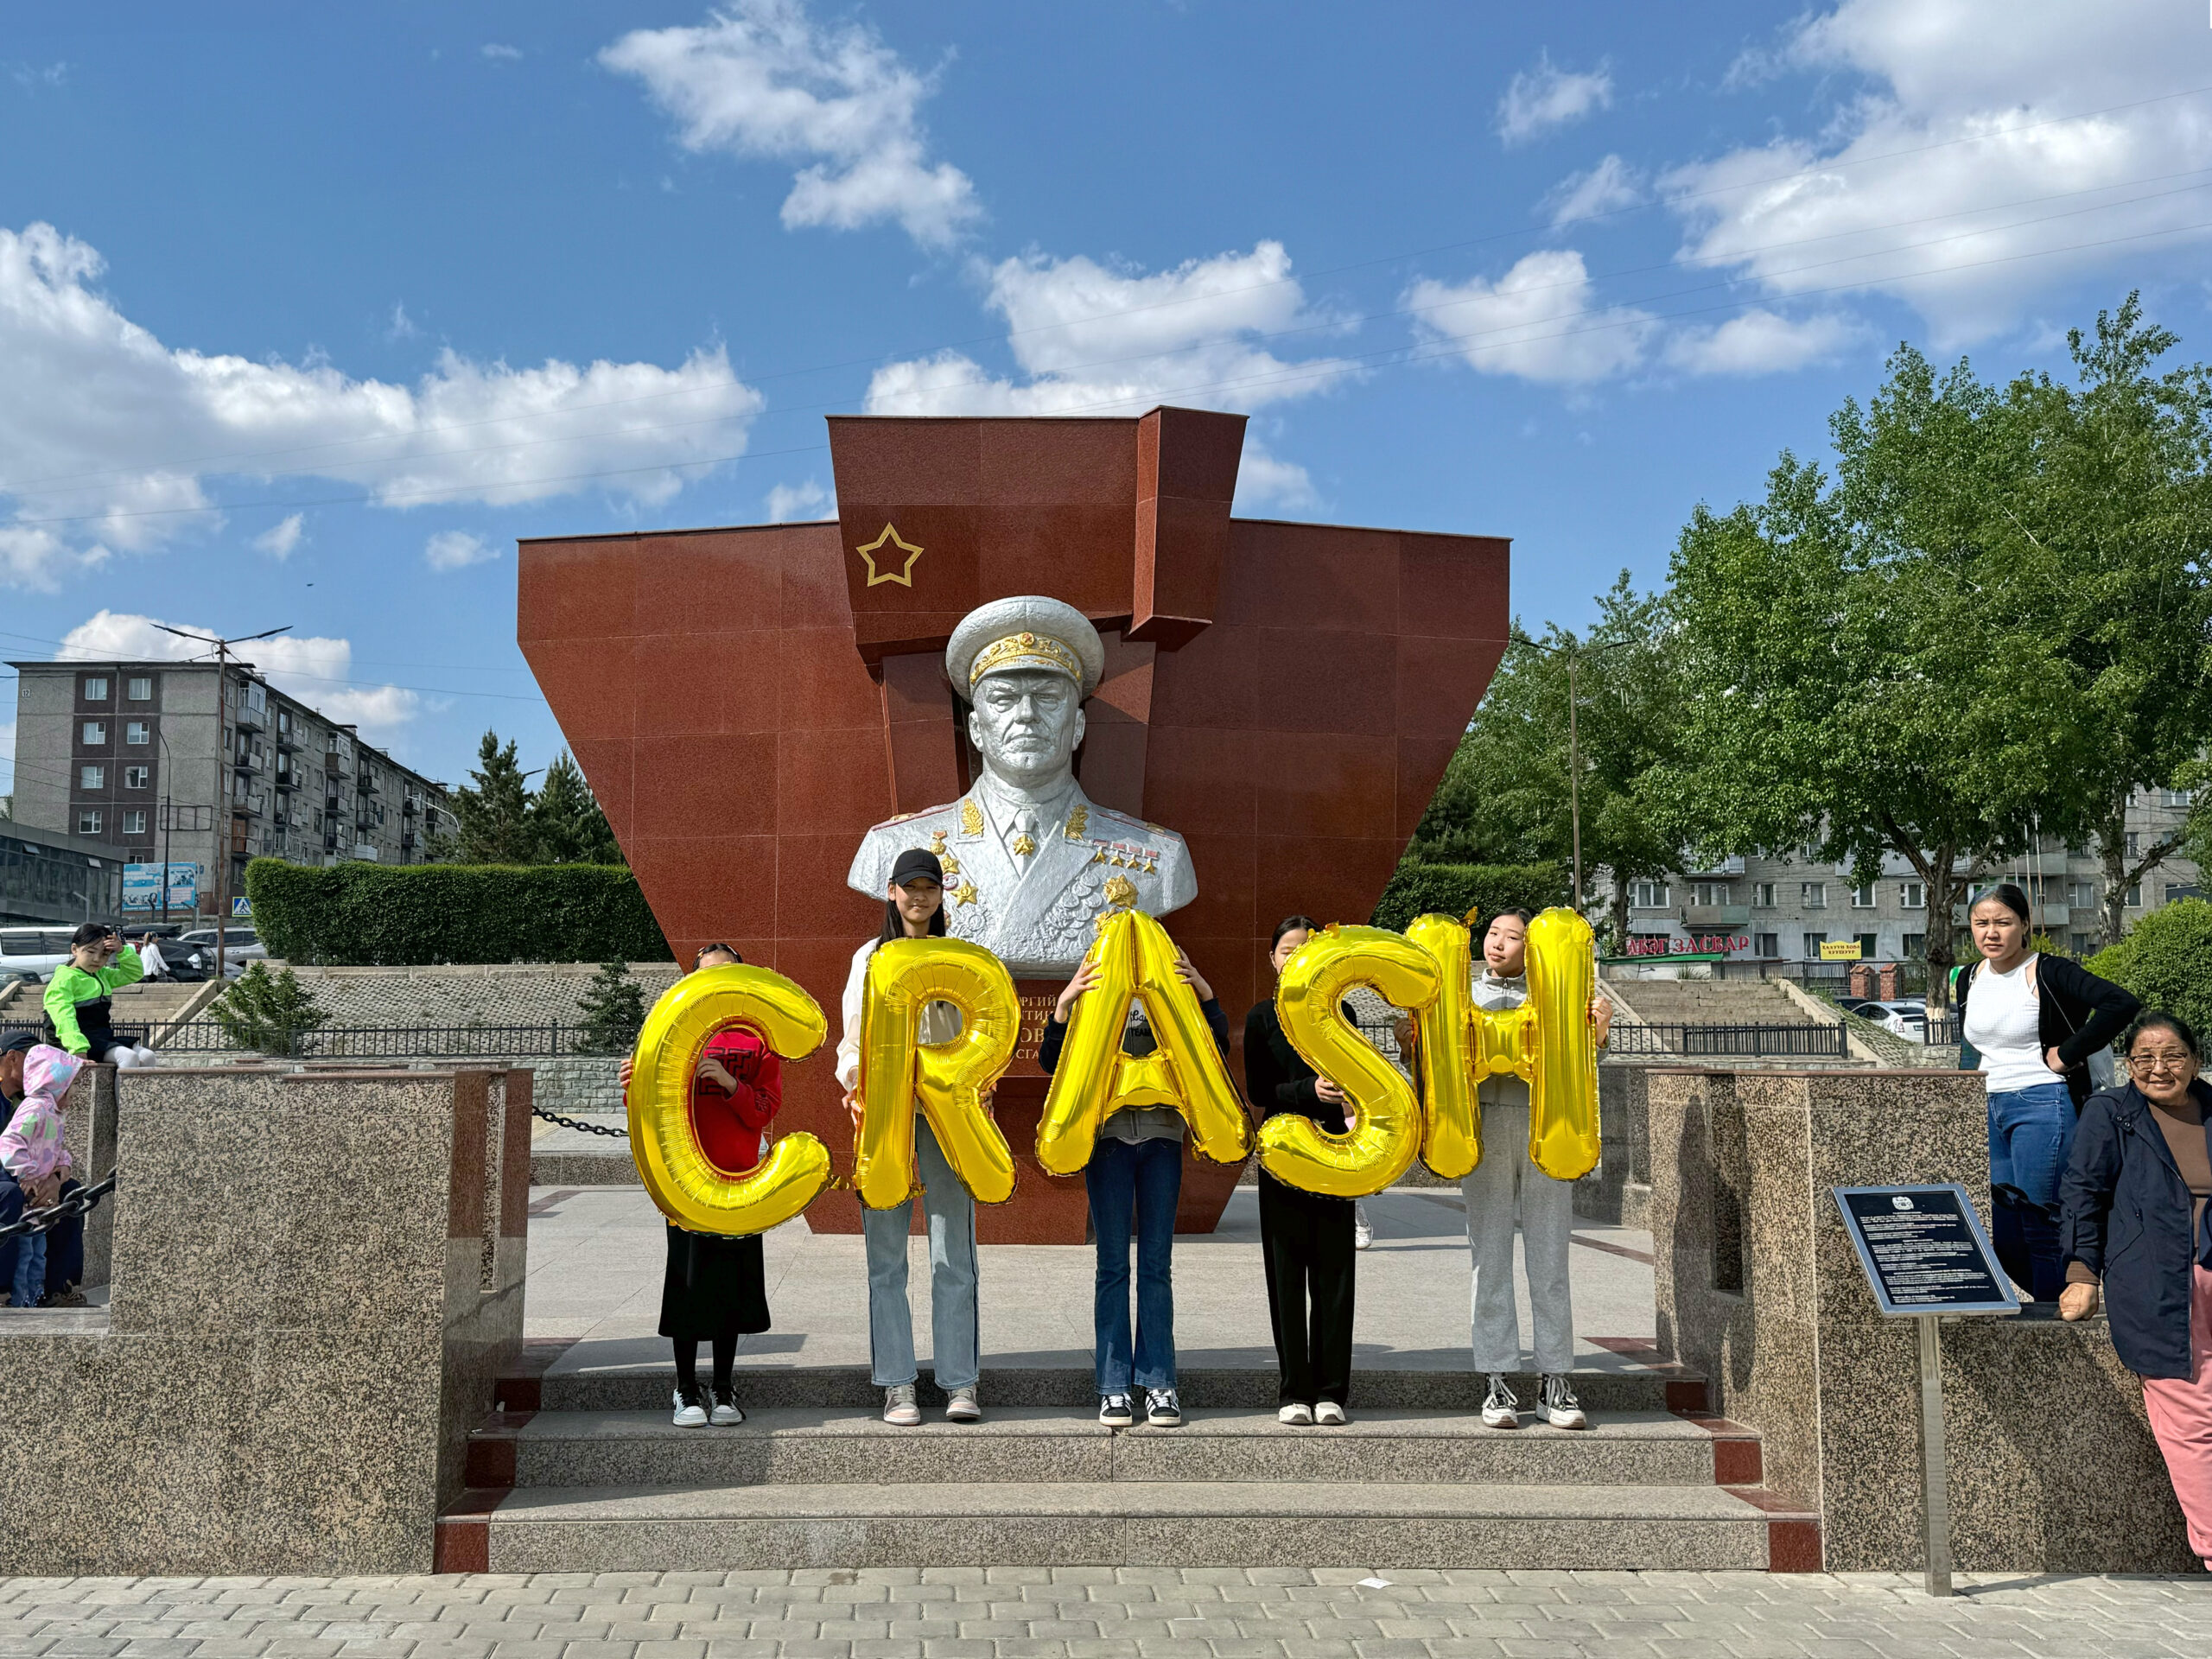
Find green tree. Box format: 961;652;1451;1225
1661;343;2075;1004
1410;572;1681;950
453;730;537;864
1990;296;2212;945
210;963;329;1057
574;960;648;1054
2086;898;2212;1039
531;750;622;865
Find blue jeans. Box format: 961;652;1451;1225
10;1230;44;1309
1085;1135;1181;1394
1988;1081;2075;1302
0;1179;80;1304
861;1116;980;1389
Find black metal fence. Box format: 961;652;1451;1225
0;1020;599;1059
1605;1021;1853;1058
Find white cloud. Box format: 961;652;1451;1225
1497;53;1612;146
764;479;831;522
1662;309;1869;376
424;530;496;571
601;0;980;248
251;513;304;559
1662;0;2212;344
385;301;419;340
1544;155;1643;227
57;610;421;736
480;43;522;61
864;241;1356;417
1231;442;1317;513
0;222;764;586
1407;250;1655;385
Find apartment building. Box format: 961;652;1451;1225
1605;790;2201;964
9;660;461;916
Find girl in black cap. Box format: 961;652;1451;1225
832;849;982;1427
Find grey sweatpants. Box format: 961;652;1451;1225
1460;1100;1575;1375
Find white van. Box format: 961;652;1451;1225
0;927;82;982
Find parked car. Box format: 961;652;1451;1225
1855;999;1929;1040
0;926;81;983
175;926;267;976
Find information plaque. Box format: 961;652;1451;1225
1832;1184;2019;1317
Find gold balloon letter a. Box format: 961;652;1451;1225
855;937;1021;1208
627;963;833;1236
1261;925;1440;1198
1034;908;1252;1176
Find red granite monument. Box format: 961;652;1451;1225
518;407;1508;1242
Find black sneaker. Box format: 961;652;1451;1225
1144;1387;1183;1427
1098;1392;1135;1427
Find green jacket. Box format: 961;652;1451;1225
43;945;143;1055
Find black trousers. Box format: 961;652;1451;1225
1258;1173;1356;1407
0;1179;85;1302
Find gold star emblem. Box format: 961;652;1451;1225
938;852;960;874
1012;833;1037;859
855;524;925;588
952;880;978;906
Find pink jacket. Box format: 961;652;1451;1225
0;1046;82;1183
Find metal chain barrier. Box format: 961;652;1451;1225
0;1168;118;1241
532;1106;628;1139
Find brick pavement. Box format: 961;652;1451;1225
0;1568;2203;1658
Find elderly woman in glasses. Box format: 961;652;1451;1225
2060;1012;2212;1571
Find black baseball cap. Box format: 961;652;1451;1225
890;849;944;887
2;1033;36;1056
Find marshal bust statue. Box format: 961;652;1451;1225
846;595;1197;976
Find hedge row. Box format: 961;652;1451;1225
1370;861;1571;933
244;859;673;966
2087;897;2212;1041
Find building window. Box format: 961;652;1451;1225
81;721;105;745
1903;932;1926;958
2126;883;2142;907
2126;832;2139;856
79;765;104;790
2072;931;2098;956
1754;932;1780;958
124;766;149;789
1900;881;1925;909
1801;843;1822;862
77;810;102;836
1802;931;1827;958
1632;880;1670;908
122;810;147;836
2163;788;2194;808
1751;882;1776;907
2070;879;2096;910
82;676;108;702
1857;931;1879;959
1850;882;1876;908
1690;880;1730;906
126;677;152;701
124;721;150;745
1802;882;1827;909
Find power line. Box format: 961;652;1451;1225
6;79;2212;499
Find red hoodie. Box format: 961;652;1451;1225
692;1025;782;1173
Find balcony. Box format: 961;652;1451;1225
402;795;421;815
1684;855;1747;878
1685;904;1751;928
235;703;266;733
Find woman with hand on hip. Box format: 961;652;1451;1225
617;943;780;1428
1957;883;2139;1301
833;848;981;1427
2060;1013;2212;1571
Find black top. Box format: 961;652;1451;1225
1037;996;1230;1075
2060;1079;2212;1378
1955;952;2140;1107
1242;1000;1349;1135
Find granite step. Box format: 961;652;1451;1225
473;1406;1754;1491
525;1363;1706;1414
451;1478;1800;1572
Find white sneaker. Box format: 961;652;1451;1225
671;1389;708;1428
1144;1388;1183;1427
1099;1392;1135;1427
1539;1374;1587;1430
1480;1374;1520;1429
945;1385;982;1422
1353;1204;1374;1251
709;1389;743;1427
1277;1402;1314;1426
883;1383;921;1427
1314;1400;1349;1426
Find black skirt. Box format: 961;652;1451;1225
658;1224;771;1341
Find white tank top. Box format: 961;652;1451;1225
1963;956;2050;1095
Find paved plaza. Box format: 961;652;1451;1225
1;1567;2205;1657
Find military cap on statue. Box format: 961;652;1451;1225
944;596;1107;700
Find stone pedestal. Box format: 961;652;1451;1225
0;1065;531;1574
1644;1065;2195;1572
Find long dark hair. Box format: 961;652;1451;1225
1271;913;1320;950
69;922;112;948
1970;883;2032;926
880;892;949;944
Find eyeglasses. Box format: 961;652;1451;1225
2128;1053;2196;1073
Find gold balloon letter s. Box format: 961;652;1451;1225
627;963;833;1236
855;937;1021;1208
1033;907;1252;1176
1261;924;1440;1198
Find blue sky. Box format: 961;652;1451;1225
4;0;2212;798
